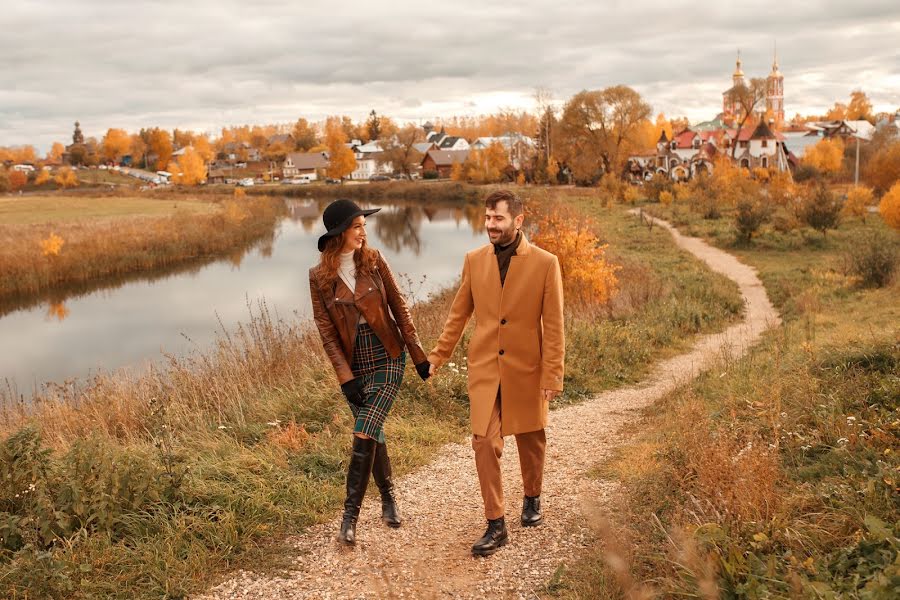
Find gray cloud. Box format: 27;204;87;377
2;0;899;152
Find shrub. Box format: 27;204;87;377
843;185;875;221
879;182;900;230
34;169;51;186
0;169;8;192
623;186;642;204
659;190;674;206
8;170;27;191
54;167;78;188
865;140;900;194
734;198;772;243
798;183;842;237
843;231;898;287
422;170;439;180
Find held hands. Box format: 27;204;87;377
415;361;432;381
341;377;367;407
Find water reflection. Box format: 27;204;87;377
0;198;484;392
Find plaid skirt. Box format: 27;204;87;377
349;323;406;443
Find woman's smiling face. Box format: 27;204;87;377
341;216;367;252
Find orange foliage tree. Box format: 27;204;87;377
147;128;173;170
452;143;508;183
47;142;65;162
35;169;51;185
844;186;875;221
101;128;131;163
8;170;27;191
879;182;900;231
865;141;900;194
324;116;356;180
529;204;620;307
167;147;207;185
54;167;79;188
803;137;844;175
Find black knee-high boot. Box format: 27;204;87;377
337;436;377;546
372;442;401;528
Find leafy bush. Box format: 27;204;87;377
843;231;899;287
798;183;842;237
734;199;772;243
422;170;439;180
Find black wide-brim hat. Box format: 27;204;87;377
317;199;381;251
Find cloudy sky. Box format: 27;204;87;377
3;0;899;152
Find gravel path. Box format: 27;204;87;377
198;212;779;600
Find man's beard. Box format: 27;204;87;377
488;226;517;246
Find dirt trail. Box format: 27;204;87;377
199;212;780;599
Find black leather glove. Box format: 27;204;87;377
415;361;431;381
341;378;367;407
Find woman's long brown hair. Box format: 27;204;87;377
315;233;378;284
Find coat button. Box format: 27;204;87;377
501;319;507;325
499;349;505;355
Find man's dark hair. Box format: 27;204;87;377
484;189;524;217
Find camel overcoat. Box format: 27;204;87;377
428;235;565;437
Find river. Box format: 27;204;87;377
0;199;485;396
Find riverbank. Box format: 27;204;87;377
0;191;743;599
0;192;284;303
554;203;899;598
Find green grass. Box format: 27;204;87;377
0;195;218;225
0;190;744;599
551;200;900;599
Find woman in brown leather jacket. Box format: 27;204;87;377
309;199;431;546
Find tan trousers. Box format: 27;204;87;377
472;392;546;520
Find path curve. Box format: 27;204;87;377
199;212;780;600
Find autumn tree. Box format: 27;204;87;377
128;133;147;167
844;186;875;222
725;78;767;158
292;118;319;151
324;116;356;181
847;90;874;122
35;169;51;186
101;128;131;163
803;137;845;176
556;86;651;184
865;140;900;194
825;102;848;121
193;135;215;163
378;123;425;177
167;147;206;185
146;128;173;170
879;182;900;230
54;167;79;188
47;142;65;163
453;143;509;184
8;170;27;191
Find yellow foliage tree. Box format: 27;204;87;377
101;128;131;163
803;137;844;175
167;147;207;185
546;156;559;184
47;142;65;162
767;170;796;207
324;116;356;180
54;167;78;188
530;206;621;307
844;186;874;221
879;182;900;231
865;141;900;194
35;169;51;185
623;186;641;204
41;232;65;256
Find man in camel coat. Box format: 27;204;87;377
427;189;565;557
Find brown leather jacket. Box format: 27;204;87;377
309;250;427;384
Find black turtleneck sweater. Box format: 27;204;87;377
494;230;522;287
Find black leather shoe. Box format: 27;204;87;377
372;442;401;528
521;495;543;527
471;517;509;557
337;437;377;546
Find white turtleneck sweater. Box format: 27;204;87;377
338;250;366;324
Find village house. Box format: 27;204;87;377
421;149;469;178
424;125;470;151
282;151;329;180
470;133;537;170
349;141;392;180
